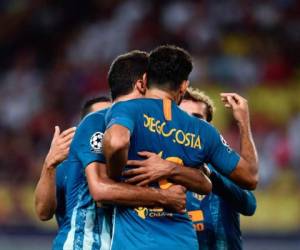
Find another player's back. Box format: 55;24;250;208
106;98;217;250
106;98;240;250
111;98;212;169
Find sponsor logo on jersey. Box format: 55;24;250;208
134;207;173;219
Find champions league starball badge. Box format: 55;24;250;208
90;132;104;153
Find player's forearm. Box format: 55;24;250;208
210;171;256;216
167;163;212;194
239;121;258;176
34;162;57;221
90;178;168;207
235;120;259;189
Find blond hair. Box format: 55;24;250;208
183;87;215;122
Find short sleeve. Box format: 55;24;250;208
205;126;240;176
105;101;136;134
71;113;106;168
208;164;257;215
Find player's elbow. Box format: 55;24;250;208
232;161;259;190
36;206;54;221
242;175;258;190
38;213;53;221
89;182;112;203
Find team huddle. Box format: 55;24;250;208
35;45;259;250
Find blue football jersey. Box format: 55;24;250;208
53;109;111;250
105;98;240;250
187;165;256;250
55;161;68;229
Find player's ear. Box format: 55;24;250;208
143;73;148;87
180;80;189;95
135;78;147;95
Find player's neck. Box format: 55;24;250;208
145;88;177;101
113;92;144;103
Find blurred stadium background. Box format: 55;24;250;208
0;0;299;249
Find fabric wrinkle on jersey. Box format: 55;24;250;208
52;109;112;250
105;98;240;250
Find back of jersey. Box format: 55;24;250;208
106;98;219;250
107;98;240;250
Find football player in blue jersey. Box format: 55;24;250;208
182;88;257;249
125;87;257;249
34;96;111;231
37;50;189;250
103;45;258;250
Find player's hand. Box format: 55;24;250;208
201;163;211;177
160;185;186;213
220;93;250;126
45;126;76;168
124;151;174;186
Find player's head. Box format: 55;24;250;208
108;50;148;101
147;45;193;104
81;96;111;119
180;87;215;122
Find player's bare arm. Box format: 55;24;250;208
103;124;130;180
85;162;186;213
124;151;212;194
221;93;259;190
34;126;76;221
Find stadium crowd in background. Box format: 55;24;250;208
0;0;299;228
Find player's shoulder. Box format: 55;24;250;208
78;108;108;128
84;108;108;121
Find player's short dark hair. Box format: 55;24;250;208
147;45;193;91
81;96;111;119
108;50;149;100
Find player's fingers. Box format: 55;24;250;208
127;160;144;166
220;92;240;97
57;136;73;146
137;151;156;158
60;141;72;150
172;185;187;193
221;93;246;104
226;96;237;108
136;179;151;186
61;127;76;137
60;131;75;142
123;168;145;176
125;174;148;184
53;126;60;140
230;93;246;101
